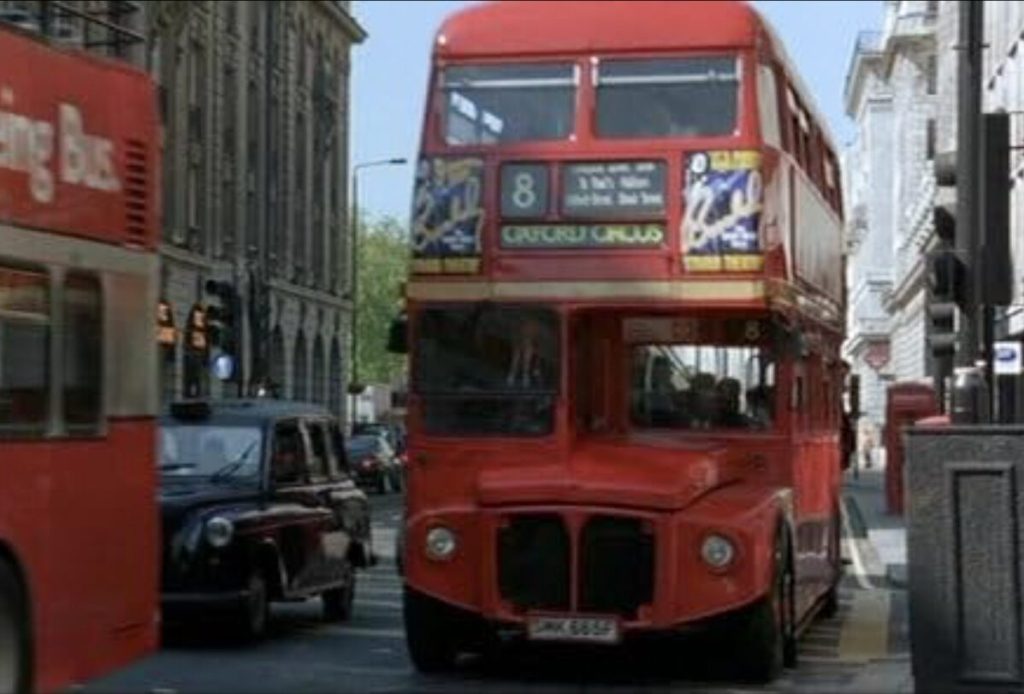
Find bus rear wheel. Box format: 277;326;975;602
0;561;31;694
821;506;843;619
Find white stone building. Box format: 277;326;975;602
843;0;940;440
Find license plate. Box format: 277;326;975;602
527;615;620;644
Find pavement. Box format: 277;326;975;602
843;463;908;589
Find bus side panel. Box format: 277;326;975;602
1;420;158;693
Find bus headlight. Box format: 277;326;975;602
701;534;736;569
425;526;457;561
205;516;235;548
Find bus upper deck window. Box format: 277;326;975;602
595;56;739;139
440;63;577;145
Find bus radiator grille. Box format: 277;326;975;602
497;514;570;612
578;515;655;619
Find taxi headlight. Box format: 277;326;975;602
700;533;736;569
205;516;235;548
424;526;457;561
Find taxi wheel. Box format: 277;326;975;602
323;565;356;622
404;588;459;673
238;570;269;640
0;561;31;694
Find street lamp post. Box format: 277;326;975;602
348;157;406;429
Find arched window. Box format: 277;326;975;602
293;331;308;401
312;337;325;404
329;338;343;415
269;326;285;396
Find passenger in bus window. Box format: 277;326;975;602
689;373;719;429
746;385;774;428
506;318;550;389
646;356;681;426
716;378;750;428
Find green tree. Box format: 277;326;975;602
354;215;408;385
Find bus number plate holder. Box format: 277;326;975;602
527;615;620;644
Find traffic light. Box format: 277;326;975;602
204;280;240;358
927;248;964;360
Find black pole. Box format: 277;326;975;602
253;0;275;394
955;0;983;371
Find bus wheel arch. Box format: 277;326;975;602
0;544;33;694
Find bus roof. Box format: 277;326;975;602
437;1;760;57
434;0;836;149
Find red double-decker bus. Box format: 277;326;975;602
0;26;160;692
399;0;848;682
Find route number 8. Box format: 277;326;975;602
512;172;537;209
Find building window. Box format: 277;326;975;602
63;273;102;432
926;118;936;161
0;265;49;437
926;54;937;95
294;112;307;276
293;331;308;401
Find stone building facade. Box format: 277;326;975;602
843;0;939;438
0;1;365;415
845;0;1024;423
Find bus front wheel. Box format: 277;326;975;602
403;588;463;672
0;560;31;694
735;528;796;682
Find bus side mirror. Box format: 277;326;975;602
387;313;408;354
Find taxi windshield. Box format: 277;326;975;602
159;424;263;480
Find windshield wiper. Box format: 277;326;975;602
210;441;259;483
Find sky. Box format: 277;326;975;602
350;0;884;223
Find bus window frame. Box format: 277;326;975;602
411;303;563;439
590;53;744;141
0;258;109;441
624;340;782;436
436;60;582;147
0;261;51;439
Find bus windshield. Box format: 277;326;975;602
631;343;775;430
596;56;739;139
440;63;577;145
415;306;559;436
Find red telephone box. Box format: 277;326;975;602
884;382;940;515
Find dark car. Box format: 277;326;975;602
346;434;403;494
352;421;407;456
158;399;374;639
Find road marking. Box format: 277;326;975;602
841;500;877;591
335;626;406;639
357;585;403;596
355;598;402;610
837;589;891;662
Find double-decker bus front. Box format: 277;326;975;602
401;1;845;681
0;26;160;692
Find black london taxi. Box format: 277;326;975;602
157;399;374;639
